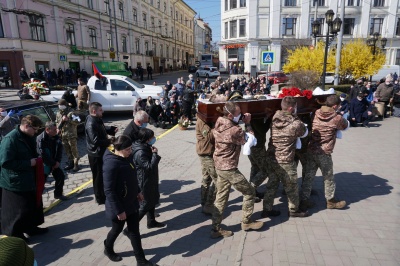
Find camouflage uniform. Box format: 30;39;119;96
301;106;348;201
263;160;299;212
199;155;218;206
261;110;307;213
56;107;79;162
212;169;255;230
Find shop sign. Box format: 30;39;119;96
224;43;246;49
71;46;99;56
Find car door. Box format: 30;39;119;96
108;78;137;111
90;79;111;110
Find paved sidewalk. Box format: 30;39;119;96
30;115;400;266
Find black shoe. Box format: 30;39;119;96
25;227;49;236
104;240;122;262
96;198;106;205
289;210;309;218
55;195;69;201
147;221;166;229
63;161;74;171
261;209;281;218
256;191;265;199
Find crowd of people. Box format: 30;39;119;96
19;67;90;86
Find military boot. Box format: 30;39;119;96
241;220;263;231
327;198;346;209
72;158;79;172
64;160;74;171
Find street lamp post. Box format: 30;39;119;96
367;32;387;81
312;10;342;90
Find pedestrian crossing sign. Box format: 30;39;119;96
261;51;274;65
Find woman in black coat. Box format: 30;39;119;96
132;128;165;228
103;135;152;265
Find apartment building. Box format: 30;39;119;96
219;0;400;74
0;0;196;88
194;18;213;59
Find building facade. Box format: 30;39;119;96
0;0;196;88
194;18;212;60
219;0;400;75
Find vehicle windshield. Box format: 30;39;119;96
124;77;144;88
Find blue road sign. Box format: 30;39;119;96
261;51;274;65
59;54;67;62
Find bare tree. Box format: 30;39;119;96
289;70;320;90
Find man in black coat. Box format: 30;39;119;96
349;92;373;127
85;102;118;204
123;110;149;144
182;81;195;121
37;122;67;200
147;65;153;80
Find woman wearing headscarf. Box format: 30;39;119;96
103;135;153;265
132;128;165;229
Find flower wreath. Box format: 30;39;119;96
278;87;313;99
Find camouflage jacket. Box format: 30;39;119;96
267;110;307;163
56;107;79;138
195;114;215;156
213;116;246;170
308;106;348;155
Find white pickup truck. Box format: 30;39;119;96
41;75;163;112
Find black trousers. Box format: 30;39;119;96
106;211;144;257
139;207;156;225
51;167;65;197
88;155;106;203
182;101;192;121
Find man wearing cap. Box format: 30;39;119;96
349;92;373;127
56;99;80;171
375;77;394;118
76;78;90;111
337;93;350;120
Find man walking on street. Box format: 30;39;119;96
76;78;91;111
85;102;118;205
211;101;263;239
301;95;349;210
37;122;68;201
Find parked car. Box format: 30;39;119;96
188;66;197;73
324;72;335;84
265;71;289;84
0;100;87;134
41;75;163;112
195;67;220;78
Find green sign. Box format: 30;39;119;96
71;46;99;56
59;54;67;62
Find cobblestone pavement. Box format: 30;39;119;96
28;114;400;266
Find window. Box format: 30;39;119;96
89;28;97;48
151;17;155;31
225;22;228;39
166;45;169;59
284;0;296;6
172;47;175;58
160;44;163;57
170;7;173;17
164;2;166;12
158;20;161;33
230;20;237;38
143;13;147;29
373;0;384;6
180;14;182;24
396;18;400;36
310;18;324;35
343;18;355;35
313;0;325;6
150;0;153;5
153;43;156;56
105;0;110;14
122;36;127;52
106;32;112;48
185;33;188;43
225;0;228;10
347;0;361;6
135;39;140;53
239;19;246;37
175;11;178;20
165;23;168;35
29;14;46;41
396;49;400;65
177;49;180;59
370;18;383;35
133;8;137;24
157;0;160;9
230;0;237;9
87;0;93;9
119;2;124;21
66;23;75;45
283;18;296;36
110;80;131;91
145;42;149;53
0;15;3;38
240;0;246;7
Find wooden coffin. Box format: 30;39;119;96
197;95;332;123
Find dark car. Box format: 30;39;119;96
188;66;197;73
0;100;86;133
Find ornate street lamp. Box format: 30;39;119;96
312;10;342;90
366;32;387;81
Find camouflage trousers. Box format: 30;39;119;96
199;155;218;207
295;150;308;179
262;160;300;213
248;146;269;188
212;168;256;230
62;137;79;161
78;100;88;111
301;153;335;201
